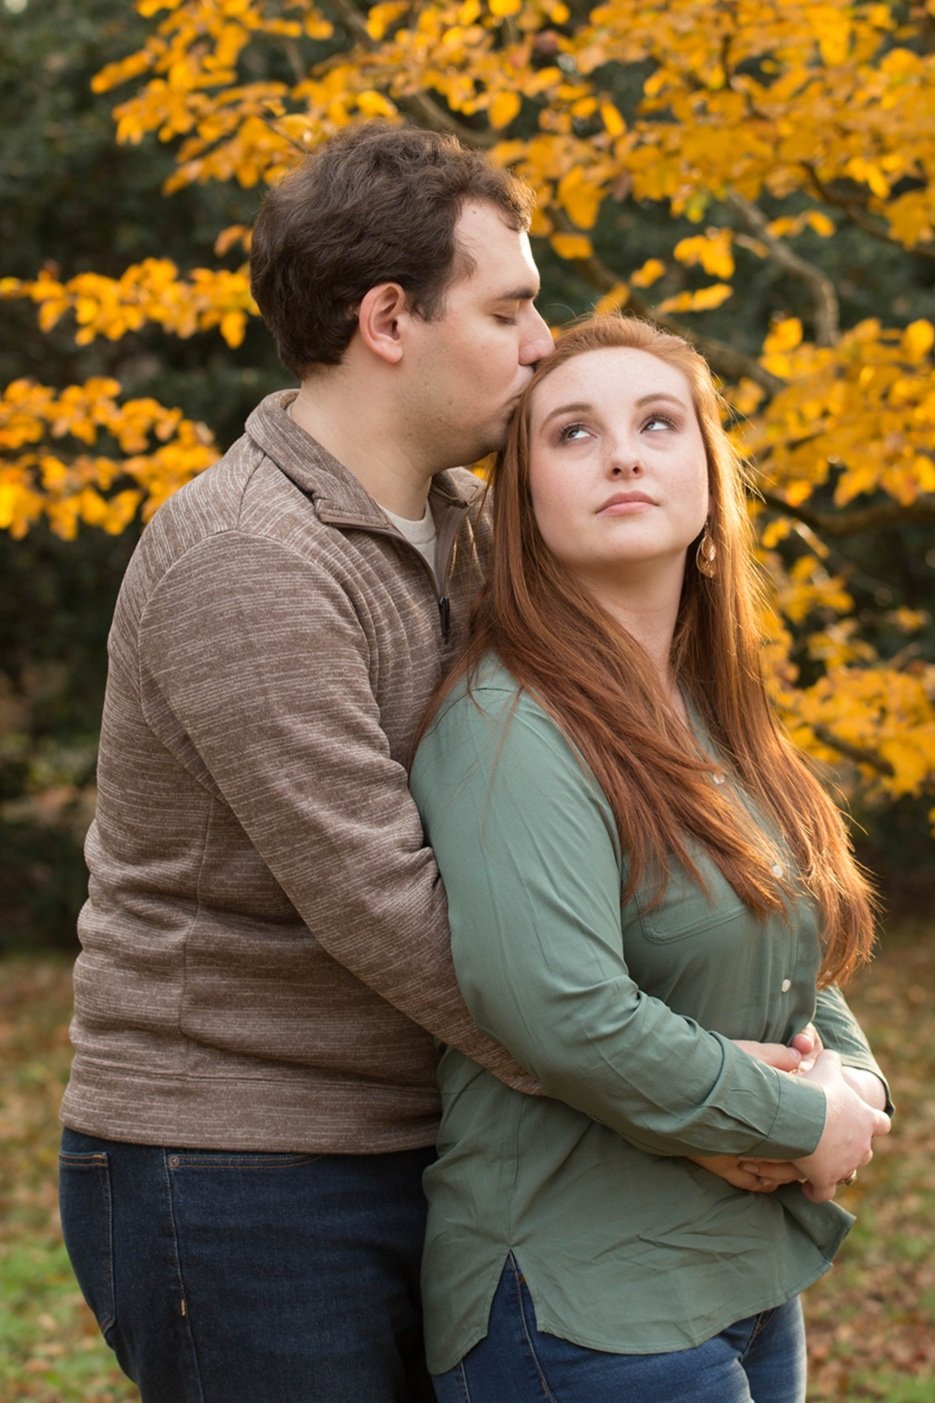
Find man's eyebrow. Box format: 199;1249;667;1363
495;286;540;302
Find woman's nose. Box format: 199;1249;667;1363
609;446;642;477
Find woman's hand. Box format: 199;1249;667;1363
689;1027;887;1196
792;1050;891;1202
689;1153;802;1192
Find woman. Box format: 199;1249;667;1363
410;315;891;1402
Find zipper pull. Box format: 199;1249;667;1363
438;595;451;639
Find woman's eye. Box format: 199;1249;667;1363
643;413;676;431
558;423;590;442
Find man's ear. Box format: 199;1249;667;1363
357;283;409;364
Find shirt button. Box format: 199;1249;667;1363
771;862;784;877
781;978;792;993
712;773;726;786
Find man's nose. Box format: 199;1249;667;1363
520;309;555;366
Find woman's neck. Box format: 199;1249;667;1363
584;570;688;723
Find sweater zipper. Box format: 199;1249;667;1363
315;508;468;641
432;506;466;643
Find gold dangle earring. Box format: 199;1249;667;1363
695;524;717;578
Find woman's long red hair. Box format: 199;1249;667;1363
426;314;875;986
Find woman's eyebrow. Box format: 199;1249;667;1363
634;392;688;409
537;401;593;430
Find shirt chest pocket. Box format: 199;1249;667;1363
633;857;748;945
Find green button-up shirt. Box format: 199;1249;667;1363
411;660;886;1371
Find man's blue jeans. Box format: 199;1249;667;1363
431;1252;807;1403
59;1127;436;1402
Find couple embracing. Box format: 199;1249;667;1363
60;123;890;1403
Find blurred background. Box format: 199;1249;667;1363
0;2;933;1398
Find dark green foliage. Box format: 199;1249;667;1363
0;0;285;948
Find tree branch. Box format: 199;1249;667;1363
811;726;895;778
802;164;935;261
547;209;784;393
725;191;840;346
328;0;496;147
760;490;935;537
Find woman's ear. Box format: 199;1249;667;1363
356;283;408;364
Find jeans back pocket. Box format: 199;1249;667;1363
59;1144;117;1340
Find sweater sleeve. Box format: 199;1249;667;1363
411;680;828;1160
136;531;537;1093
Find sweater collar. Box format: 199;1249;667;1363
245;390;485;528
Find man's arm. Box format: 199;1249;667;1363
138;531;538;1092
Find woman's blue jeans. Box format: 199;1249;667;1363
431;1253;807;1403
59;1127;436;1403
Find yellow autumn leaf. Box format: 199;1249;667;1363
630;259;666;288
785;480;814;507
767;217;804;239
0;482;26;531
38;302;67;333
365;3;408;40
219;311;247;348
214;225;250;257
764;318;803;355
656;284;733;313
761;518;793;549
556;168;601;229
551;233;593;260
357;90;396;118
891;608;928;632
901;319;935;362
730;378;766;416
102;489;144;534
529;207;552;238
673;232;734;279
489;0;522;15
879;737;931;796
489;91;521;129
595;283;630;313
845;157;890;199
304;14;334;40
805;211;835;237
816;15;852;66
600;102;626;136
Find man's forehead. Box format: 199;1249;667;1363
453;202;540;296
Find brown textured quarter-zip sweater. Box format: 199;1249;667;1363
61;389;531;1153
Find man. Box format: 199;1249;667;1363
58;123;552;1403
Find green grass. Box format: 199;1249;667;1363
1;932;933;1401
0;960;137;1402
802;919;935;1400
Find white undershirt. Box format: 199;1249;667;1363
381;502;438;577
